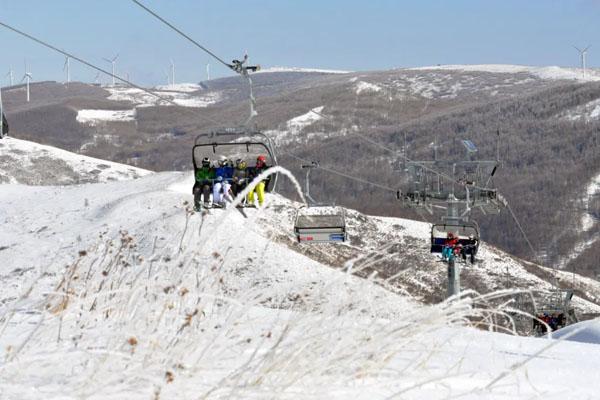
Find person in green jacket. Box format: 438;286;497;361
193;157;215;210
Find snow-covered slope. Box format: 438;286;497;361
0;137;151;185
412;64;600;82
106;84;220;108
2;165;600;398
256;66;351;74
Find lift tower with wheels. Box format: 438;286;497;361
398;139;507;298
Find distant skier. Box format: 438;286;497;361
193;157;215;210
247;155;269;207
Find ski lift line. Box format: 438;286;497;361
0;20;223;127
505;200;537;259
130;0;242;74
281;151;398;194
306;107;493;194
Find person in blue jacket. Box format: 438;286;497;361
213;156;234;207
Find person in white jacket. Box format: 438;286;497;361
213;175;233;207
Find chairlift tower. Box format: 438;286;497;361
397;138;507;298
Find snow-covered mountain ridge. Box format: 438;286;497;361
411;64;600;82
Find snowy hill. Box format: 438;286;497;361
0;137;151;185
2;165;600;398
412;64;600;82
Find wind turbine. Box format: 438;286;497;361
93;72;101;85
6;68;13;86
63;56;70;84
206;63;210;81
170;59;175;87
21;62;32;102
102;54;119;86
574;45;591;79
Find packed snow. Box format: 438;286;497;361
106;85;220;108
2;143;600;398
76;109;136;126
287;106;324;132
154;82;203;92
256;66;351;74
552;318;600;345
558;172;600;269
562;98;600;122
582;173;600;232
355;81;382;94
265;106;329;145
412;64;600;82
0;137;151;185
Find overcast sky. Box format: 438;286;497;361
0;0;599;86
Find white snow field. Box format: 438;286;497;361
412;64;600;82
0;137;151;185
355;80;383;94
76;109;136;126
256;66;351;74
106;84;220;108
2;159;600;399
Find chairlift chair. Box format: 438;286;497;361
192;126;279;191
532;289;578;334
431;221;480;263
294;162;347;243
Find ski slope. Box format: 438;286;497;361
0;137;151;185
1;156;600;398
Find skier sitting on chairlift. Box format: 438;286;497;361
442;232;459;261
231;159;248;198
213;156;234;207
248;155;269;207
193;157;215;210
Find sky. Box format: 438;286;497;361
0;0;599;86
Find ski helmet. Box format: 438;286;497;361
202;157;210;167
218;155;227;167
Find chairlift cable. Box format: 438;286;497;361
504;200;540;260
127;0;479;194
308;107;494;193
281;151;398;194
0;20;223;127
130;0;233;72
130;0;260;127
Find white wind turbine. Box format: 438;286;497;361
63;56;70;84
574;45;591;79
206;63;210;81
102;54;119;86
6;68;13;86
170;59;175;87
21;62;33;102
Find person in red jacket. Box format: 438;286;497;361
442;232;459;260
